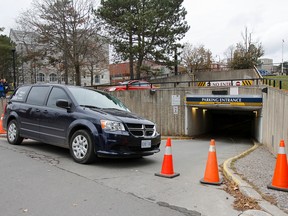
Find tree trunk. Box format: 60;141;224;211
90;68;94;86
136;57;143;79
129;31;134;80
75;64;81;86
64;55;68;84
174;47;178;75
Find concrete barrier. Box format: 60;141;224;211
262;87;288;155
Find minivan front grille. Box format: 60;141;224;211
126;123;156;137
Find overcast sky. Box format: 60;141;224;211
1;0;288;64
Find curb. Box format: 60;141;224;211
222;142;288;216
161;136;194;140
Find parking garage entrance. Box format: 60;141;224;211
185;94;263;140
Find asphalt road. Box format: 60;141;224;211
0;137;253;216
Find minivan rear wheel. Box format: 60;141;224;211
70;130;95;164
7;120;24;145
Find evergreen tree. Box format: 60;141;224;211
96;0;189;79
0;29;15;81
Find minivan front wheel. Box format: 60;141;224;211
70;130;95;164
7;120;24;145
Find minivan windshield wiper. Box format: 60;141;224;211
102;107;128;111
80;105;102;109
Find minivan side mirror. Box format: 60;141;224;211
56;99;71;109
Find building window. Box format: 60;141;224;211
95;75;100;83
37;73;45;82
61;74;65;82
49;73;57;82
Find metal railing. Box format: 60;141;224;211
88;78;264;90
262;78;288;90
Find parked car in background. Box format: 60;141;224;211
105;80;157;92
3;84;161;164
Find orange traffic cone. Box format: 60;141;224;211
200;139;222;185
267;140;288;192
155;137;180;178
0;114;6;134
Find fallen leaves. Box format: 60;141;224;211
222;177;261;211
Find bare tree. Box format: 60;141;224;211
226;27;264;69
17;0;103;86
10;29;45;84
85;36;109;85
224;45;235;65
181;43;213;73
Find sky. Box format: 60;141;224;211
1;0;288;64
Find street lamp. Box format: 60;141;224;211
11;48;16;89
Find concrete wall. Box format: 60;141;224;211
262;87;288;155
185;107;211;136
151;68;260;88
112;89;187;136
194;69;259;81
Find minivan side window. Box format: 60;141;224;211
47;87;69;108
11;86;30;102
26;86;50;106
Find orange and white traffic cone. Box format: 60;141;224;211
155;137;180;178
200;139;222;185
0;113;6;135
267;140;288;192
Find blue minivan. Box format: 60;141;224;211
3;84;161;164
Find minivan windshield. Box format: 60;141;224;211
68;87;130;112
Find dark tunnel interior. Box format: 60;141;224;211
209;109;255;138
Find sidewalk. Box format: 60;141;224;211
223;142;288;216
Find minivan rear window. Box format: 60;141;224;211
11;86;30;102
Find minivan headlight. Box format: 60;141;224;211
101;120;125;131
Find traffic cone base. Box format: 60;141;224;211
200;177;223;185
155;172;180;178
267;184;288;192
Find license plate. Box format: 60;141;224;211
141;140;151;148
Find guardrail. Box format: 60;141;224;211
88;78;288;91
262;78;288;90
88;78;264;90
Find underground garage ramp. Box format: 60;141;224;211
185;94;262;140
